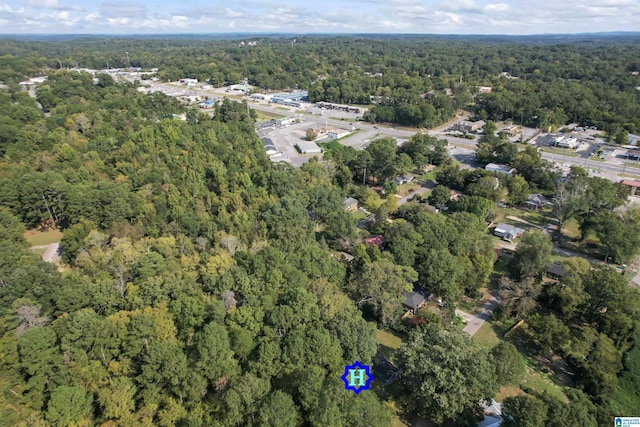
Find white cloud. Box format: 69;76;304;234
0;0;638;34
484;3;510;12
225;8;244;18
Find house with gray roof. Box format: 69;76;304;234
493;223;525;241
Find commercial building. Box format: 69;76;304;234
277;117;296;126
270;91;308;106
554;136;579;149
327;129;352;140
621;179;640;196
296;141;322;154
454;120;485;133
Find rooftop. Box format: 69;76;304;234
622;179;640;188
403;292;427;310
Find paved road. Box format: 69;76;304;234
32;243;61;264
396;185;431;206
456;290;500;337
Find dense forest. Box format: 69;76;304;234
0;36;640;426
1;36;640;135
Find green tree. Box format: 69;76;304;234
305;128;318;141
347;258;417;325
428;185;451;209
507;175;529;206
509;231;553;280
257;390;299;427
397;323;498;423
502;395;548;427
499;277;541;320
45;386;93;427
491;342;525;386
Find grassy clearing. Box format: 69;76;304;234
473;322;501;349
495;386;526;401
589;155;606;162
30;247;48;256
350;210;368;221
24;228;63;246
540;147;580;157
561;218;581;239
376;329;403;349
624;162;640;169
619;173;640;179
520;366;567;402
254;109;284;121
397;181;422;197
317;140;342;152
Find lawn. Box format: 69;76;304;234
561;218;581;239
540;147;580;157
589;155;606;162
317;140;342;152
376;329;403;350
473;322;501;350
396;181;422;197
519;366;568;403
350;210;368;221
624;162;640;169
494;206;552;228
24;228;63;246
30;247;48;256
254;109;284;122
495;386;526;401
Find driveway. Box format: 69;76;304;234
456;290;500;337
32;243;61;264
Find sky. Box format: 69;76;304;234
0;0;638;35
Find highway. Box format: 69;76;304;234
145;81;634;183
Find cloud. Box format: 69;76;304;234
100;1;147;18
224;8;244;18
484;3;510;12
0;0;639;35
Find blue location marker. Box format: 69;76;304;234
341;361;373;394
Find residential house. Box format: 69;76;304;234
485;163;515;176
449;189;462;202
493;223;525;241
403;292;427;312
393;174;415;186
344;197;359;212
547;263;568;280
478;400;503;427
621;179;640;196
525;194;545;210
365;235;385;248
